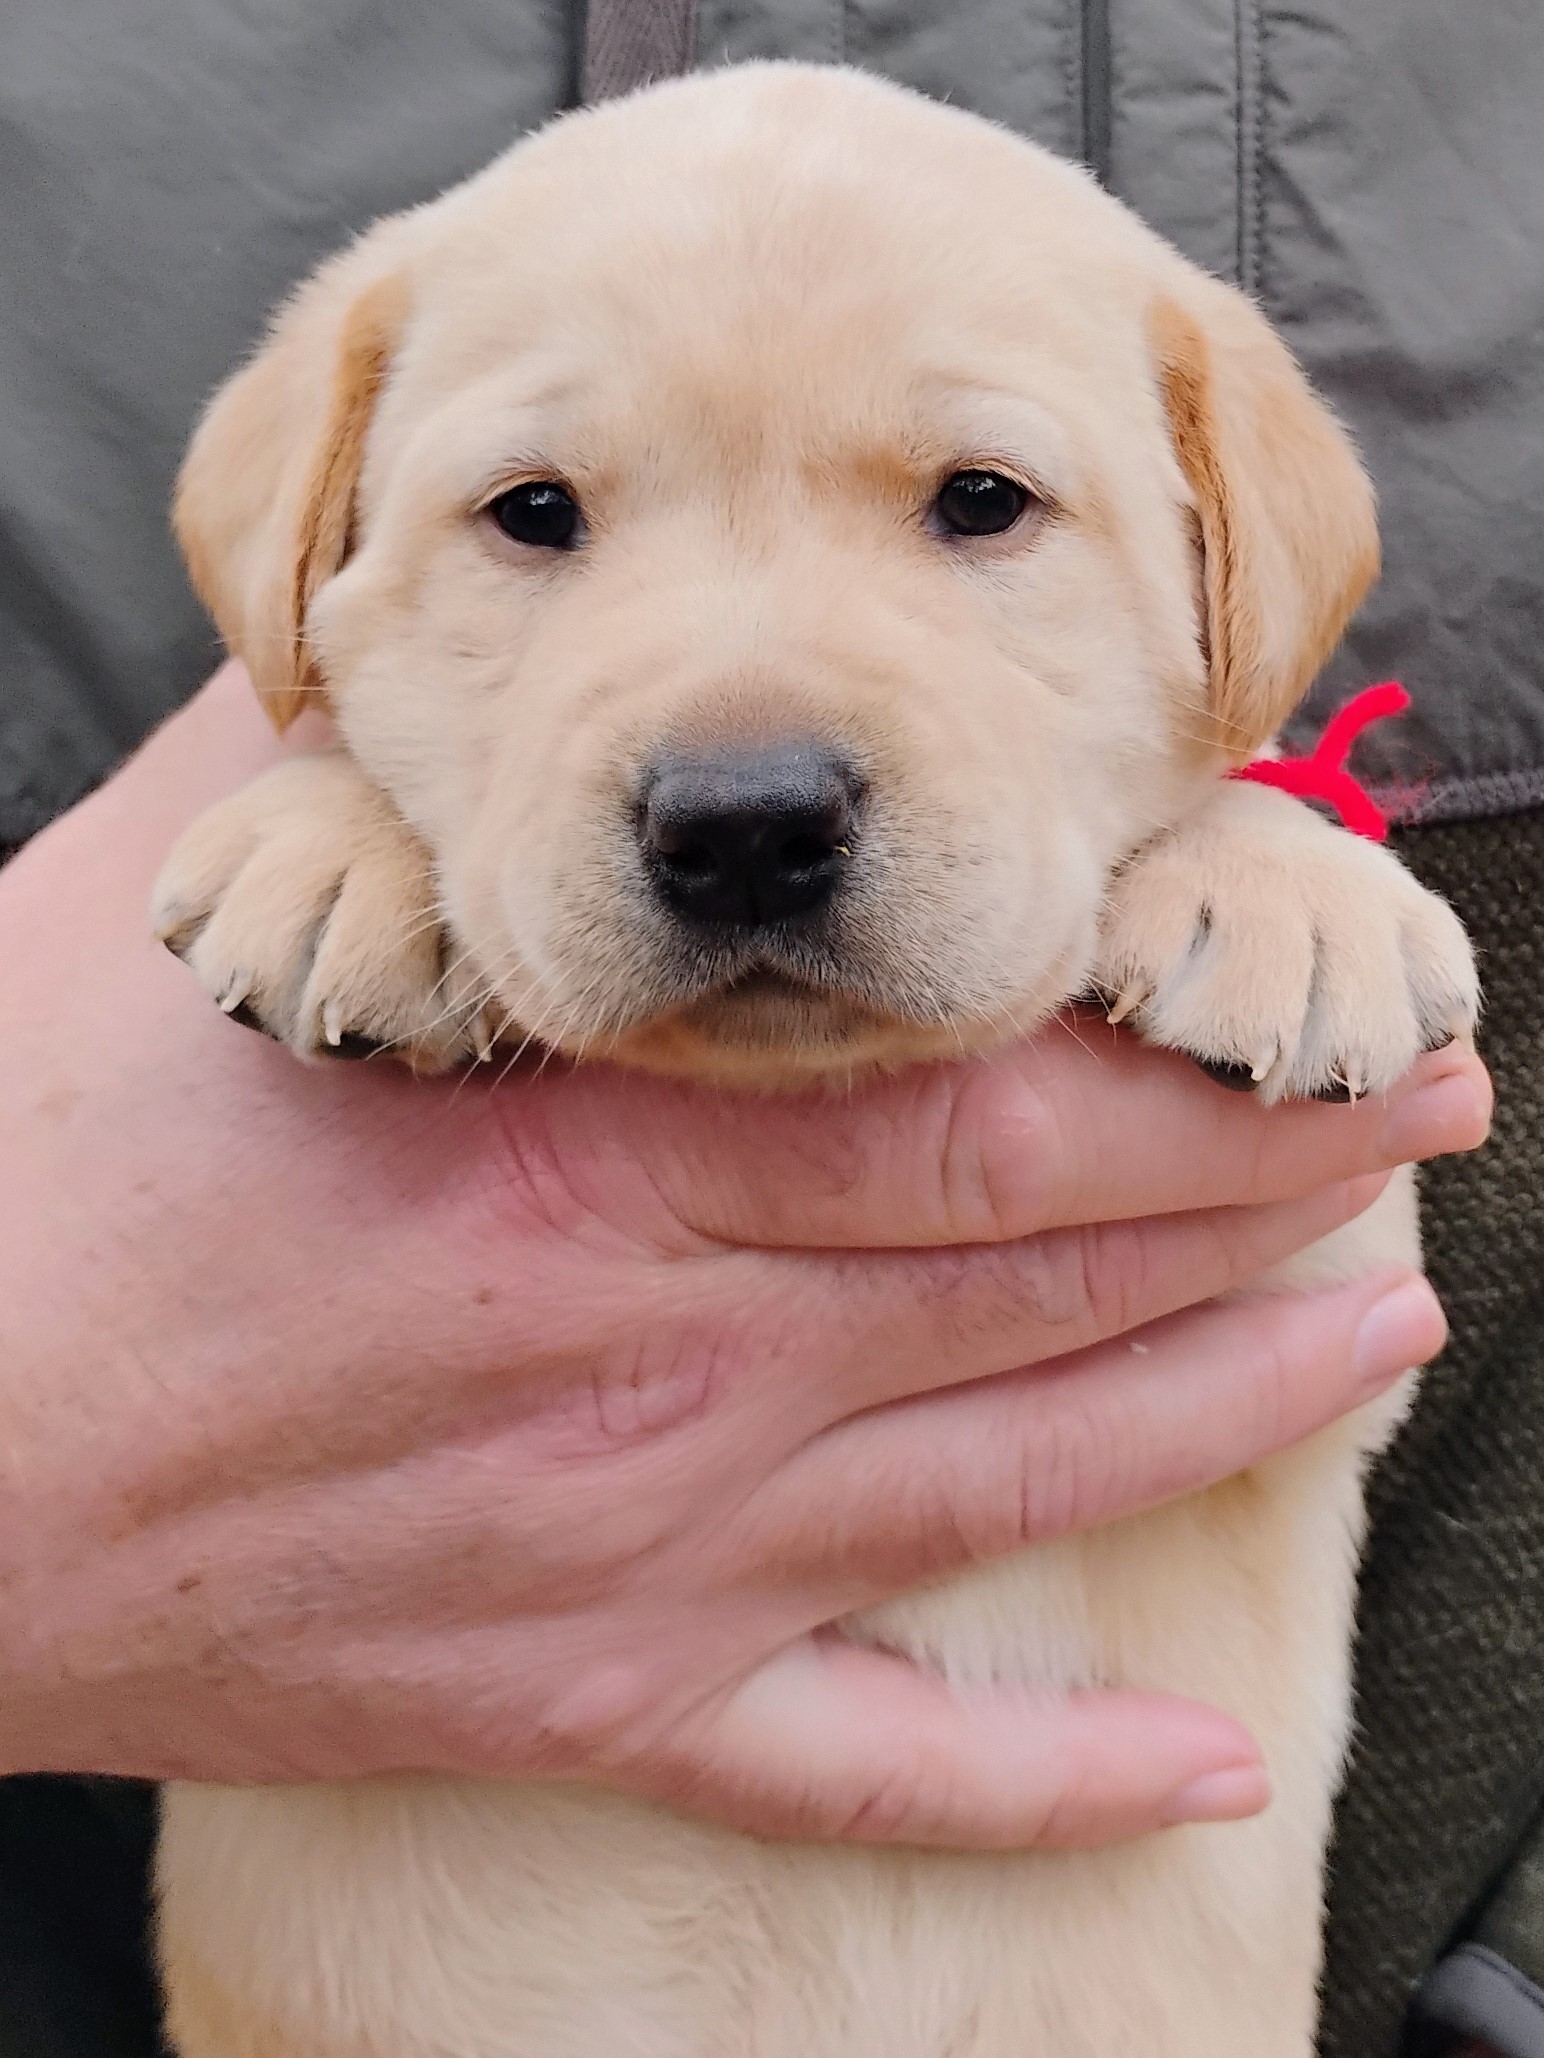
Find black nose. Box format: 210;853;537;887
639;742;862;929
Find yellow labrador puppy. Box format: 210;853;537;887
151;61;1477;2058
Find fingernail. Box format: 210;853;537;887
1354;1276;1446;1392
1381;1069;1490;1161
1162;1764;1271;1826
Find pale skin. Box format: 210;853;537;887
0;666;1489;1848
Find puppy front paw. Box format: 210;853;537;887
150;753;495;1071
1096;782;1478;1102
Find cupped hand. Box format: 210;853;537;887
0;666;1489;1850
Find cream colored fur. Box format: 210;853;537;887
150;64;1477;2058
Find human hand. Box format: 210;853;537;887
0;668;1489;1848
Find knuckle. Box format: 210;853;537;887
1020;1221;1150;1341
487;1078;728;1259
1021;1387;1128;1543
836;1756;936;1842
580;1323;736;1448
1209;1210;1273;1297
934;1065;1060;1245
888;1217;1164;1393
1033;1760;1104;1848
1071;1223;1137;1335
792;1438;962;1593
884;1464;980;1585
521;1661;664;1777
482;1095;604;1241
666;1091;875;1248
1242;1319;1296;1455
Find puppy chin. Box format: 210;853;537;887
596;1006;977;1088
561;957;1091;1089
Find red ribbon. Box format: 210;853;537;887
1228;681;1409;842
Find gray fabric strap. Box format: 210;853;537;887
1408;1945;1544;2058
582;0;697;103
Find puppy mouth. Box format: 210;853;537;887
546;920;1049;1075
673;962;890;1047
714;967;832;1002
610;953;1027;1078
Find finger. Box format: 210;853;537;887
508;1020;1490;1255
775;1169;1392;1422
754;1269;1446;1606
652;1635;1268;1848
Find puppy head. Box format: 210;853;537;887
176;64;1377;1084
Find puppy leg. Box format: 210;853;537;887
151;751;494;1070
1096;779;1478;1101
164;1959;342;2058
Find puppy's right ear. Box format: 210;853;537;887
175;238;411;731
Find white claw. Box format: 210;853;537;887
1256;1050;1292;1103
1106;984;1149;1028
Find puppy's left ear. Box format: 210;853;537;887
1149;282;1379;762
175;234;412;731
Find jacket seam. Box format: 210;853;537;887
1235;0;1266;297
1080;0;1112;186
1377;764;1544;829
1255;0;1271;306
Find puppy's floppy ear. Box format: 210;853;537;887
1149;284;1379;762
175;239;411;731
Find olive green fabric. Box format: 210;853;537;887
1320;808;1544;2057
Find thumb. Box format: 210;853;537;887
665;1635;1269;1849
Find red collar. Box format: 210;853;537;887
1229;680;1408;842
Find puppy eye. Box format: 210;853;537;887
487;480;583;550
933;469;1031;538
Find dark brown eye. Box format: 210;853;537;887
488;480;583;549
934;469;1030;538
